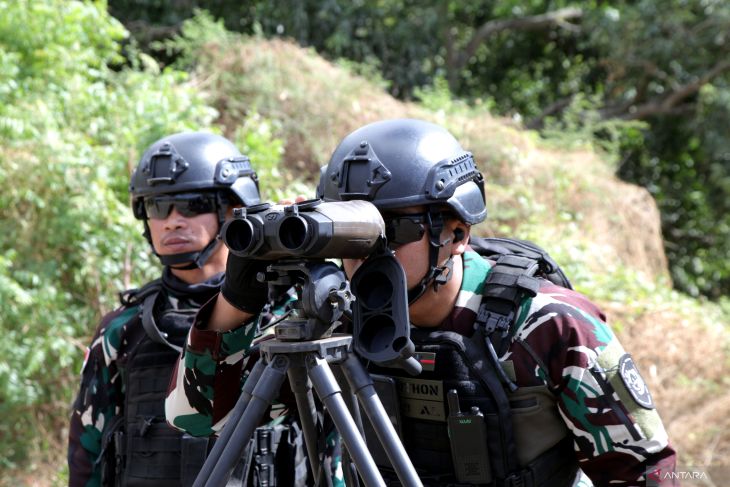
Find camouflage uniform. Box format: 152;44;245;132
430;250;676;485
164;295;259;437
166;249;676;486
67;269;225;487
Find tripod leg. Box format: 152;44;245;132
197;355;290;487
287;366;322;481
306;355;386;487
341;354;423;487
333;364;365;434
334;364;363;487
194;358;267;486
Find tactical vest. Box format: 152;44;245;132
101;279;309;487
367;329;577;487
101;282;213;487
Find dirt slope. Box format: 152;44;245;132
199;37;668;280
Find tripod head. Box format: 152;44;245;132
263;259;353;342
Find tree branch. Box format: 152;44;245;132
126;20;182;42
619;60;730;120
455;7;583;73
525;95;574;129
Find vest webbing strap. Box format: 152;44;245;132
119;278;163;306
477;255;541;358
463;330;521;481
141;291;183;353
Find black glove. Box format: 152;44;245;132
220;254;270;314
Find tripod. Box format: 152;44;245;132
193;260;423;487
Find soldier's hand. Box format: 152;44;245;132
220;254;269;314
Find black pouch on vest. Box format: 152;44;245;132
123;420;188;486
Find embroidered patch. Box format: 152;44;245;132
415;351;436;372
619;354;654;409
396;377;446;421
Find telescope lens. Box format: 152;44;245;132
359;316;396;353
355;271;393;309
279;216;309;251
224;219;256;254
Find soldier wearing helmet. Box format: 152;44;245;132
166;120;677;486
67;132;269;486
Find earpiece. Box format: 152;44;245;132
453;228;465;243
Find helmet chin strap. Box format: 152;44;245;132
406;209;455;305
157;237;222;270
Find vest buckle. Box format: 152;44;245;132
139;416;154;436
476;305;514;336
113;430;126;478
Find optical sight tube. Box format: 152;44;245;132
220;203;273;257
281;200;384;259
221;216;262;256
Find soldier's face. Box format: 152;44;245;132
148;206;219;259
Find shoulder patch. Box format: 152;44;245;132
619;354;654;410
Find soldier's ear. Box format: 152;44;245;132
454;228;465;243
447;220;470;256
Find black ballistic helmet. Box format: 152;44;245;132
317;118;486;224
318;119;487;303
130;132;260;211
130;132;261;268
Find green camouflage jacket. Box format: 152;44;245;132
433;250;676;484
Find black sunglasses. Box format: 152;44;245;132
143;193;218;220
384;213;428;249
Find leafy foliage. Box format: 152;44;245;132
0;4;289;476
0;0;217;472
232;114;306;203
586;1;730;297
153;11;308;202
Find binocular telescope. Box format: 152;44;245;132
221;199;385;260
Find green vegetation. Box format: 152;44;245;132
0;1;283;480
0;2;728;483
0;0;206;474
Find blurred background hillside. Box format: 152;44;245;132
0;1;728;484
